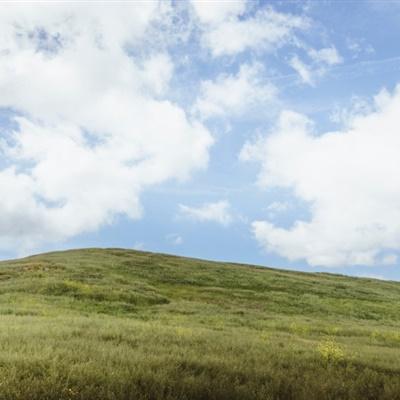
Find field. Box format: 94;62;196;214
0;248;399;399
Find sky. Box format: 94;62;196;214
1;1;400;281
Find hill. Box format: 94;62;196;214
0;248;399;399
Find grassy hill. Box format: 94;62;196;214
0;248;399;400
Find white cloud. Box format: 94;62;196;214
266;201;290;219
289;55;315;86
190;0;247;25
166;233;183;246
308;46;342;65
267;201;290;213
330;96;373;125
179;200;233;226
193;63;277;120
241;86;400;267
346;38;375;59
200;7;308;57
140;53;175;96
0;4;213;251
290;46;342;86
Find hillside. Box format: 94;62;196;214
0;248;399;399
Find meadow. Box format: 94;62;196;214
0;248;399;399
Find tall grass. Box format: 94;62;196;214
0;248;399;399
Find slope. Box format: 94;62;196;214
0;248;399;400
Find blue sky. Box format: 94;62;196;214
1;1;400;281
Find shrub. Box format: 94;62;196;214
317;338;345;364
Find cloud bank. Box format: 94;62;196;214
241;86;400;267
0;4;213;250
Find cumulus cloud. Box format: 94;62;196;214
179;200;233;226
190;0;247;25
241;86;400;267
197;6;308;57
0;4;213;251
193;63;277;120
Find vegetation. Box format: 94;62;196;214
0;248;399;399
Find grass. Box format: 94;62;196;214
0;248;399;399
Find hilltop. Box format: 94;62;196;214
0;248;399;399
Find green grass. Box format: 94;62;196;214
0;248;399;399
